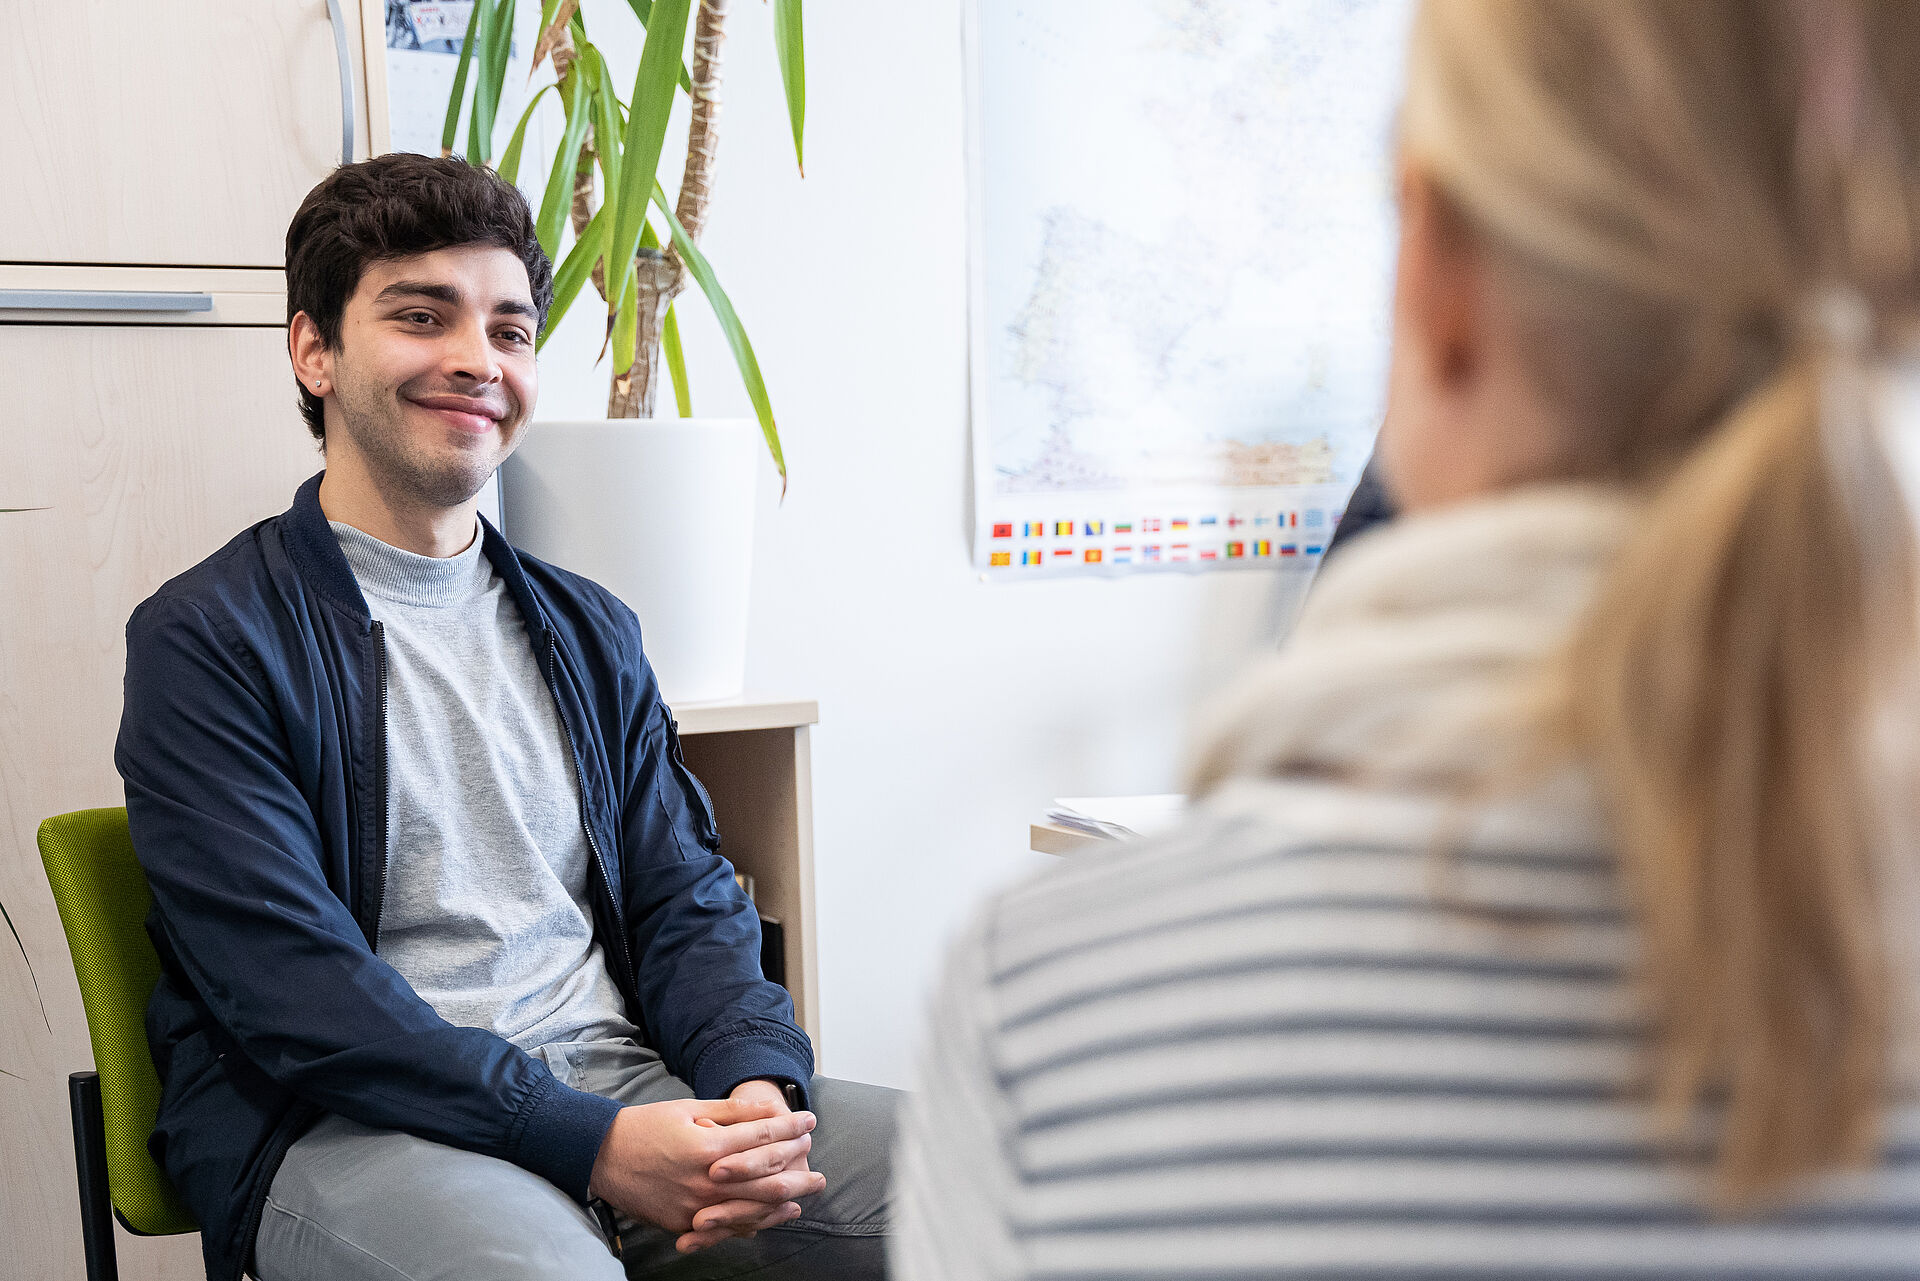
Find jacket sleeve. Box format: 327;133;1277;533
615;639;815;1104
117;595;622;1200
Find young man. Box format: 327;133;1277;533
116;154;893;1281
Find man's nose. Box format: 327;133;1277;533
443;318;502;384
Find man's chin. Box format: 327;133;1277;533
403;453;500;510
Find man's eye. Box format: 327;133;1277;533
403;311;436;325
498;330;532;346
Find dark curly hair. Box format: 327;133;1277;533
285;154;554;442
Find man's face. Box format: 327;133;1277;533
324;245;540;508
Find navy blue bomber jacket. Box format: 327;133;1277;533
115;473;813;1281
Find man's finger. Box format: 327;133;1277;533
677;1220;774;1254
705;1167;826;1205
697;1109;816;1159
694;1095;786;1125
711;1134;811;1182
675;1230;726;1254
691;1198;804;1235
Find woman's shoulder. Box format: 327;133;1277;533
982;777;1626;989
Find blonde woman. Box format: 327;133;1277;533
894;2;1920;1277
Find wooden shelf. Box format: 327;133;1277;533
674;698;819;737
1031;821;1106;857
670;701;823;1061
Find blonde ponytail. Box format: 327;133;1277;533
1405;0;1920;1200
1566;345;1908;1200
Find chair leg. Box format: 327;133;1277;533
69;1071;119;1281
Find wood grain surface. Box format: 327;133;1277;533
0;324;323;1280
0;0;369;267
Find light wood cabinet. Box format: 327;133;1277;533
0;324;325;1279
0;0;373;267
677;703;824;1051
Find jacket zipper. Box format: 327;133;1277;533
544;632;638;992
243;622;388;1279
370;621;392;953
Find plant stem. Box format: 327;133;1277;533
609;0;728;418
676;0;728;244
610;256;683;416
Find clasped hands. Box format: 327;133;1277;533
588;1079;824;1254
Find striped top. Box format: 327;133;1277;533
892;779;1920;1281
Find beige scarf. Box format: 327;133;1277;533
1187;483;1639;800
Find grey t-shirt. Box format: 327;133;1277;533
332;519;639;1051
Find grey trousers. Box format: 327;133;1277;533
253;1039;897;1280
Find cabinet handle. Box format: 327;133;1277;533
325;0;358;165
0;290;214;313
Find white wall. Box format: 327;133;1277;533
529;1;1317;1087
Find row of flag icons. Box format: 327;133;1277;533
992;510;1333;540
989;539;1326;567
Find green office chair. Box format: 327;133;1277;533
38;807;198;1281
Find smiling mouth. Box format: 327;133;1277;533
410;398;503;434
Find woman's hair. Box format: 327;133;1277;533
1403;0;1920;1201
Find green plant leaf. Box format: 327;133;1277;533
463;0;494;163
497;81;557;188
603;0;691;314
653;183;787;487
609;256;638;375
622;0;696;92
469;0;518;164
0;897;49;1034
578;43;627;307
539;200;609;351
662;301;692;417
586;45;624;195
535;64;593;259
440;0;486;156
772;0;806;175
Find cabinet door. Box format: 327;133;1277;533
1;0;372;267
0;325;322;1281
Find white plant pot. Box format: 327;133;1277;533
500;418;759;704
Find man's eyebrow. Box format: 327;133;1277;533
374;280;538;322
374;280;462;306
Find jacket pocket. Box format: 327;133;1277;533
664;716;722;846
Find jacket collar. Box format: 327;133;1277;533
281;470;551;639
478;510;552;641
283;472;372;621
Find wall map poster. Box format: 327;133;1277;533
967;0;1412;577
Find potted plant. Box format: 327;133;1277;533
444;0;803;702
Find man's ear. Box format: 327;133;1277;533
1396;165;1482;391
288;311;332;396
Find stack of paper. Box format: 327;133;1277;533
1045;794;1188;842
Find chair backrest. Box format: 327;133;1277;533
38;807;197;1236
